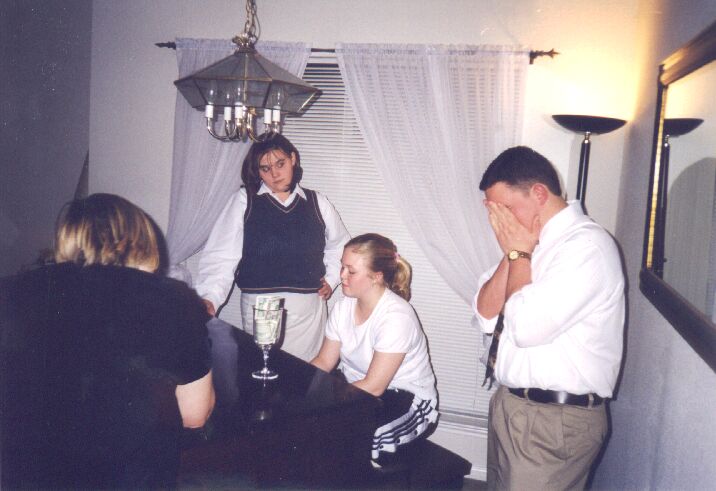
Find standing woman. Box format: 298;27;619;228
311;233;438;462
195;134;349;361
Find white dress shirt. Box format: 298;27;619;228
474;201;625;398
195;183;349;309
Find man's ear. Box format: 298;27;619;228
531;183;550;205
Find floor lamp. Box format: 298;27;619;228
552;114;627;205
652;117;704;275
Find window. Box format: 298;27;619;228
281;52;492;423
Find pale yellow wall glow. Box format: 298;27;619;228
530;47;638;121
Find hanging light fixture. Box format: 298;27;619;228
174;0;321;142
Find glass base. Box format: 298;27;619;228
252;368;278;380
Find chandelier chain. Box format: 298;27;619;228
235;0;260;47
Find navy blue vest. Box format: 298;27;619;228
236;188;326;294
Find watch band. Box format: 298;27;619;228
507;250;532;261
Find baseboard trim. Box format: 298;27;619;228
428;414;488;481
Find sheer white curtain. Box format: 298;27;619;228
336;44;528;304
166;39;311;283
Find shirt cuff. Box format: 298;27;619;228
324;272;340;290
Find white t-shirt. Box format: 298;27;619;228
325;288;437;401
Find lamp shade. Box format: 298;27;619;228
663;118;703;137
552;114;626;134
174;45;321;114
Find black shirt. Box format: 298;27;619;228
1;263;211;488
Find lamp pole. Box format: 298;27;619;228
552;115;627;208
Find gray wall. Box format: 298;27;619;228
0;0;92;276
593;1;716;489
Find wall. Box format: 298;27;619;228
88;0;643;479
89;0;641;234
0;0;92;276
592;1;716;489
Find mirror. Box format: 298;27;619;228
641;21;716;373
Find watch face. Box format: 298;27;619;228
508;250;519;260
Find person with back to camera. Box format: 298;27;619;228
195;134;349;362
311;233;438;464
0;193;215;489
474;146;625;490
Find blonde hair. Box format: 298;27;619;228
54;193;161;272
345;233;412;301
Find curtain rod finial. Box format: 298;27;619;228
529;48;559;64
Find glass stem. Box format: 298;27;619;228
262;345;270;372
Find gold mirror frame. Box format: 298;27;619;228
640;21;716;373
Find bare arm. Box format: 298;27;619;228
353;351;406;397
506;256;532;299
478;199;539;314
476;256;509;319
310;337;342;372
175;370;215;429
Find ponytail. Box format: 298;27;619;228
391;255;412;301
344;233;412;301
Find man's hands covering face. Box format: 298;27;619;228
484;200;540;255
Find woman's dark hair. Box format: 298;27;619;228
479;146;562;196
241;134;304;194
345;233;412;301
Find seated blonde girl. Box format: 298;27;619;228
311;233;438;461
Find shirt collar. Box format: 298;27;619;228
538;200;585;249
257;182;306;201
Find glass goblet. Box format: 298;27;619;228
251;307;284;380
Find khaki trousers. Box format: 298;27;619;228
487;386;607;491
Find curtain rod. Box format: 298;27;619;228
155;42;558;64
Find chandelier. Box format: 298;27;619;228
173;0;321;142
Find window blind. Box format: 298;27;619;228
281;53;494;419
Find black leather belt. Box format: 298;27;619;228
508;387;605;408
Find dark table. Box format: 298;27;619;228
179;318;381;488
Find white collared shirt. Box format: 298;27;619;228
474;201;625;397
195;183;349;309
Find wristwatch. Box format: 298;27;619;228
507;250;531;261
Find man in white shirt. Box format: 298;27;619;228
474;146;625;490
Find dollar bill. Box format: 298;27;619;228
255;295;282;319
253;295;283;345
254;318;281;345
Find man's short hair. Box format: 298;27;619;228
479;146;562;196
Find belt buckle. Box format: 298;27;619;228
555;391;569;405
587;393;594;408
522;388;530;401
